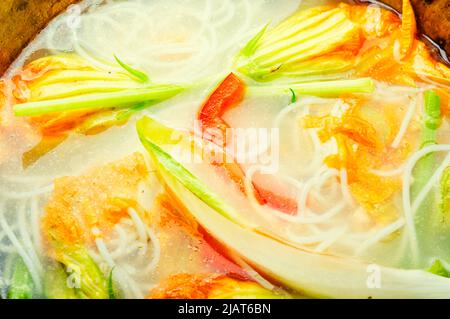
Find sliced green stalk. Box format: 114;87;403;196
137;117;245;224
412;91;441;199
249;78;374;97
76;110;128;135
56;245;108;299
76;102;157;135
107;268;117;299
44;263;78;299
7;255;34;299
428;259;450;278
14;85;183;116
412;91;444;260
139;137;242;223
114;55;149;83
440;166;450;221
115;101;157;121
136;116;186;146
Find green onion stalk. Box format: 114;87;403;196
43;262;78;299
13;55;184;134
411;91;450;265
248;77;375;98
441;167;450;221
50;243;109;299
7;255;35;299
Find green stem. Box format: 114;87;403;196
55;244;109;299
412;90;443;260
114;55;149;83
441;167;450;220
14;85;184;116
248;78;374;97
412;91;441;198
44;263;78;299
7;255;34;299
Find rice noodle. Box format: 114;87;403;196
95;237;144;299
287;226;347;247
243;165;354;252
0;174;53;184
30;197;43;255
18;202;42;273
370;166;405;177
71;0;223;82
127;208;148;247
108;224;130;259
0;224;19;254
230;254;276;291
0;204;42;292
92;206;161;298
144;227;161;273
355;218;405;255
339;169;354;205
0;185;53;200
314;226;347;252
390;96;418;148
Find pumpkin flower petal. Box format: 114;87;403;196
12;54;183;136
398;0;417;60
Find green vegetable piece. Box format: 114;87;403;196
428;259;450;278
76;110;128;135
234;7;358;81
76;101;158;135
441;166;450;217
7;255;34;299
412;91;441;197
238;23;270;58
57;245;109;299
14;85;183;117
44;263;77;299
136;117;245;224
421;90;442;147
411;90;444;259
115;101;157;121
114;55;149;83
289;88;297;103
249;78;375;98
108;268;116;299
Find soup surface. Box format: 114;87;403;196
0;0;449;299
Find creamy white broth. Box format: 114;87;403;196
0;0;449;299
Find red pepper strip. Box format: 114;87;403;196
198;73;298;215
198;73;246;128
255;186;298;214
